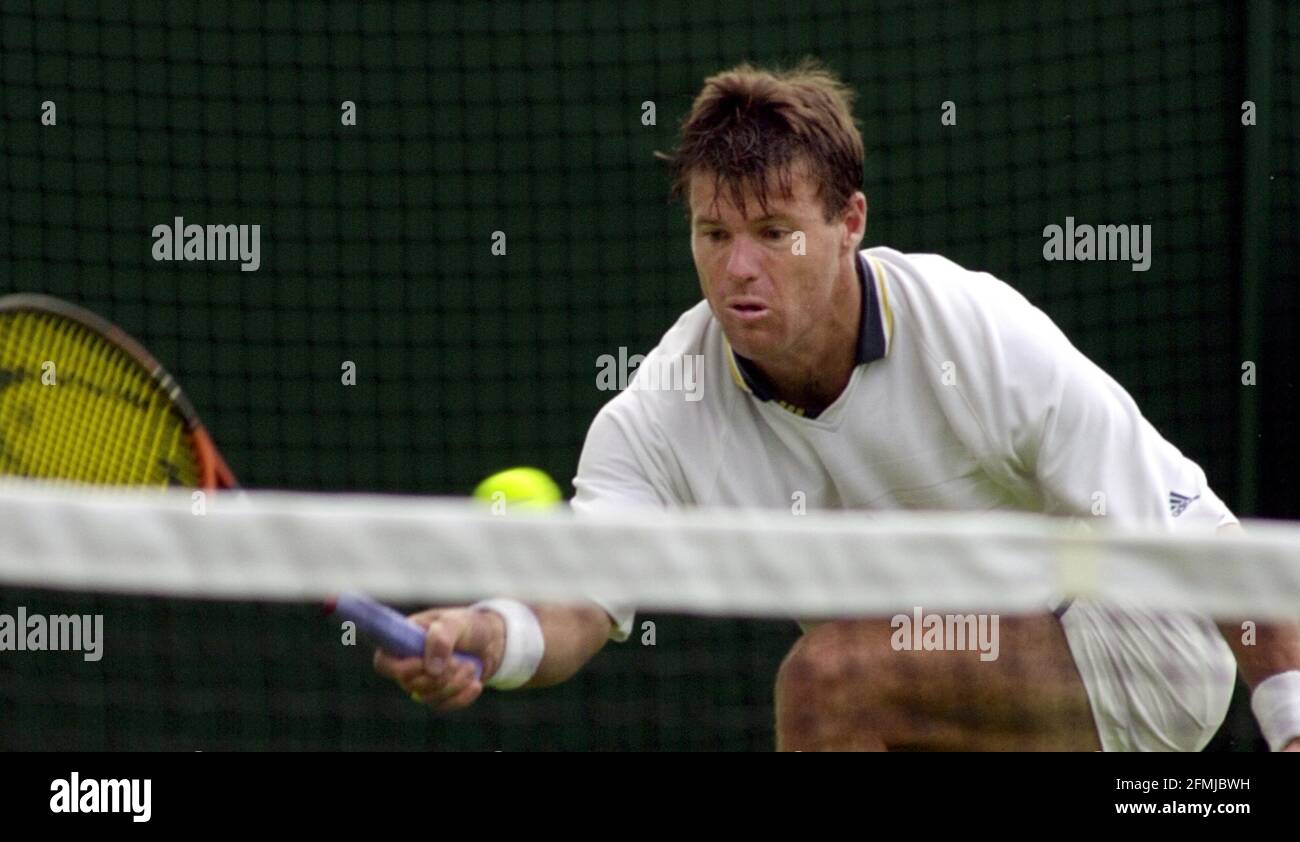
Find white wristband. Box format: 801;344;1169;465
1250;670;1300;752
471;599;545;690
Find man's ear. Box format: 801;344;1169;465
841;191;868;250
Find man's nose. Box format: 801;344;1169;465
724;235;762;281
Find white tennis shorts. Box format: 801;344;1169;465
1061;599;1237;751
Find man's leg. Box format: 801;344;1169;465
774;613;1101;751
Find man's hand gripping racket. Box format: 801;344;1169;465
333;594;504;710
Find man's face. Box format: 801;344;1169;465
688;168;860;364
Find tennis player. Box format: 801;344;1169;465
375;62;1300;752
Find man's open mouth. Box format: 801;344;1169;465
727;299;770;319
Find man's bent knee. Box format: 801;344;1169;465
775;620;897;751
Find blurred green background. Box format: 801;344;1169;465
1;0;1295;749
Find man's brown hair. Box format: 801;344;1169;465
658;59;864;222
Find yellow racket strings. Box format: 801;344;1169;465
0;311;199;487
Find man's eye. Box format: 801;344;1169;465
704;230;728;242
763;228;789;240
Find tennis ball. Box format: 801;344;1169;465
473;466;563;510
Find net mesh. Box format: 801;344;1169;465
2;1;1280;497
1;1;1297;750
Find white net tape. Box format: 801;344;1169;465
2;480;1298;620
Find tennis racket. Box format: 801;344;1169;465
0;293;235;489
0;293;481;675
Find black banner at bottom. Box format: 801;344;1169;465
0;751;1286;829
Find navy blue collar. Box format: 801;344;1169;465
729;252;886;416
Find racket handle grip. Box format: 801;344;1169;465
330;592;483;681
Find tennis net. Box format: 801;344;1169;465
1;480;1297;750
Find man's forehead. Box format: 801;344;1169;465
687;168;817;220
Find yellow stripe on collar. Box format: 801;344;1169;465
868;256;895;354
724;341;751;393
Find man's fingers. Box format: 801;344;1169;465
407;607;453;628
428;658;479;703
405;673;439;697
423;615;468;676
434;680;485;711
372;648;395;678
373;650;425;682
405;661;472;696
422;661;485;711
408;658;481;706
372;606;488;712
373;648;405;679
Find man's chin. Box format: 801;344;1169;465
722;326;779;361
711;303;783;356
